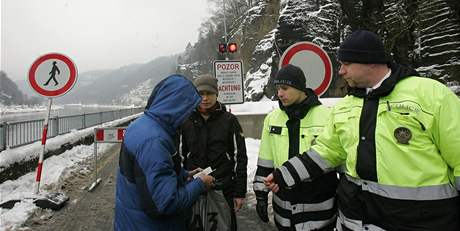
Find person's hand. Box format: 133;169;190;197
233;198;244;212
198;174;215;191
187;168;203;181
264;173;279;193
189;168;203;176
255;198;269;222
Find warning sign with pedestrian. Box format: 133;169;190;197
0;53;78;211
28;53;78;98
26;53;78;209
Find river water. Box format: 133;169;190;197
0;105;134;123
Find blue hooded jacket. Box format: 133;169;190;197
114;75;204;230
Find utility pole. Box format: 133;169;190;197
223;0;228;60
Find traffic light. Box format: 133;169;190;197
228;43;237;53
218;43;227;53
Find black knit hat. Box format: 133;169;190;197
337;30;390;64
273;64;307;92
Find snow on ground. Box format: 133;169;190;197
229;97;342;115
0;143;113;230
0;114;141;230
245;138;261;208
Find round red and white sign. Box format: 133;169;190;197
280;42;332;96
28;53;78;97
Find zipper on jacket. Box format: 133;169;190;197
413;117;426;131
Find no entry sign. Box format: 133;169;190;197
28;53;78;98
280;42;332;96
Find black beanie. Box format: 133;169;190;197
337;30;390;64
273;64;307;92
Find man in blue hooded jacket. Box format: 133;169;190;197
114;75;215;230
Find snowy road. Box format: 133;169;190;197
23;144;119;230
22;142;277;231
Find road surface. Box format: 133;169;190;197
23;145;277;231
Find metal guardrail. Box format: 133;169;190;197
0;107;144;151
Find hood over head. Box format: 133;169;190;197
144;74;201;134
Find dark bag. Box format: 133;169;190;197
189;190;232;231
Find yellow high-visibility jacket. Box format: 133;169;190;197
273;65;460;230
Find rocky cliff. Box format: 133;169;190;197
236;0;460;100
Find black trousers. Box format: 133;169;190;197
223;189;237;231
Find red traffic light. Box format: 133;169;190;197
218;43;227;53
228;43;237;53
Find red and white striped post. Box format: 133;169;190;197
35;98;53;194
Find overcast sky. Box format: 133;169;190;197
1;0;211;81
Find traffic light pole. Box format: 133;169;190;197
223;0;228;60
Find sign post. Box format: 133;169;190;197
29;53;77;210
36;97;53;193
0;53;77;210
213;60;244;105
29;53;78;194
280;42;333;96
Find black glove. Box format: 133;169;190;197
256;199;269;222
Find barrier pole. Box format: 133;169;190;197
94;129;98;185
34;98;53;194
88;128;102;191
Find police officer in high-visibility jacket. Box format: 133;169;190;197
253;64;338;231
265;30;460;231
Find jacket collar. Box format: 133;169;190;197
348;63;419;98
279;88;321;120
193;101;226;121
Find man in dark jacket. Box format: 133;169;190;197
179;74;248;231
114;75;215;231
